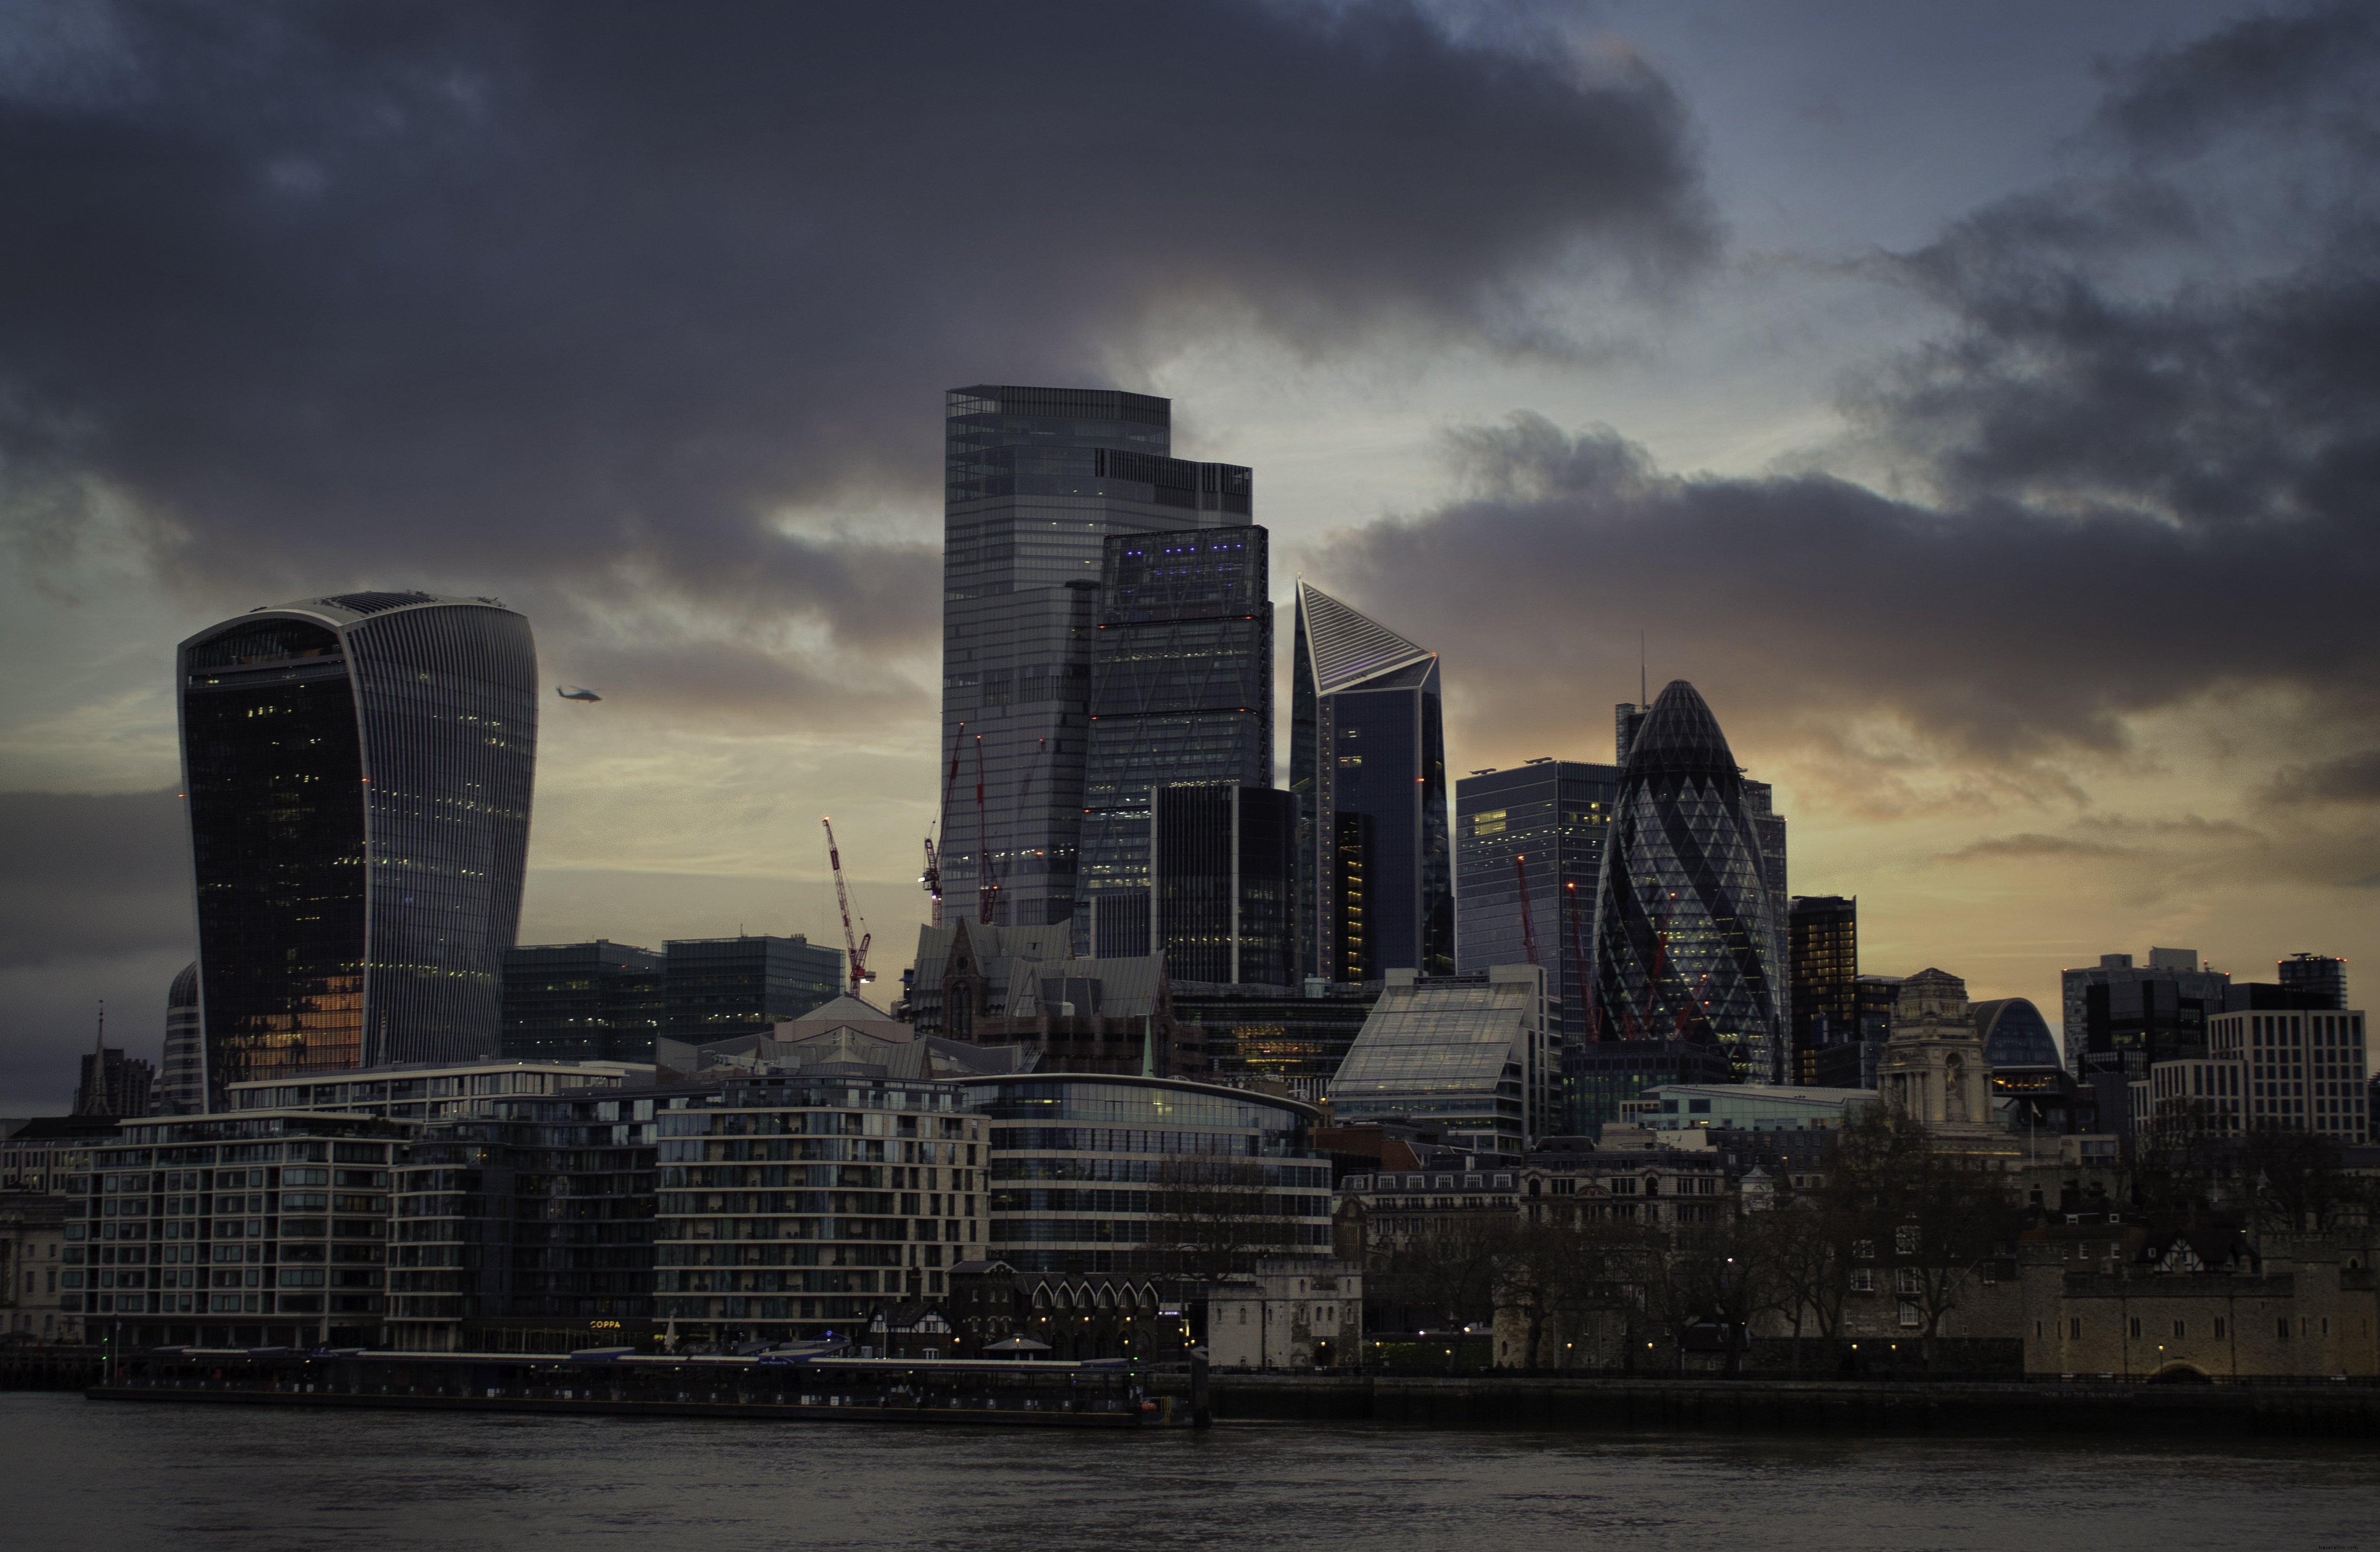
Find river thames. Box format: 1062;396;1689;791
8;1392;2377;1551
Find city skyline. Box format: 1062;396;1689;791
3;2;2376;1111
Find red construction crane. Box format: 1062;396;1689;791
1513;853;1541;965
822;817;873;994
922;722;965;928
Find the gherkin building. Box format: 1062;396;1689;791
1588;680;1782;1082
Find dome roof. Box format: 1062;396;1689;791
1622;679;1738;779
169;960;199;1007
1974;997;2062;1070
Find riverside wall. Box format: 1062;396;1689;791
1153;1372;2380;1437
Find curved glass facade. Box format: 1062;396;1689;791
957;1075;1329;1275
1588;680;1783;1082
1974;997;2063;1070
181;595;537;1102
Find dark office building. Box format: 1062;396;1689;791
1789;895;1859;1085
1290;582;1452;982
75;1046;155;1118
2083;977;2218;1077
1454;760;1621;1049
2061;950;2228;1078
501;942;666;1063
940;386;1254;932
1152;784;1296;987
2280;953;2349;1009
661;936;842;1045
1078;526;1272;957
178;593;538;1103
1571;1039;1737;1135
1172;980;1380;1103
1814;972;1902;1089
387;1091;660;1352
1589;680;1785;1083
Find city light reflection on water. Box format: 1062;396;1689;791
9;1391;2378;1552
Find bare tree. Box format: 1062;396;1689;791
1150;1156;1288;1276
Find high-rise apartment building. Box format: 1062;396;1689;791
502;942;666;1063
2280;953;2349;1009
939;386;1253;932
1590;680;1786;1083
1151;784;1296;987
1078;526;1271;956
1454;760;1620;1050
179;593;538;1104
1788;895;1859;1085
1290;582;1452;982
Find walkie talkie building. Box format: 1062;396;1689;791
178;592;538;1104
1588;679;1783;1082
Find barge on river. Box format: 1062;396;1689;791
88;1346;1201;1428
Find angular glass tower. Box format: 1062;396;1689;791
1078;525;1271;956
1588;679;1783;1082
1290;582;1452;982
941;386;1252;930
179;592;537;1103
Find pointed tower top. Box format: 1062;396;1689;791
1621;679;1739;780
1297;580;1433;695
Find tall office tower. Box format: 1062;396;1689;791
159;962;206;1114
1788;896;1859;1084
1290;582;1452;982
661;935;843;1045
501;941;666;1063
1619;699;1788;1006
2060;950;2230;1077
74;1046;154;1117
1078;526;1272;956
2280;952;2349;1009
1588;679;1785;1083
179;593;537;1103
1455;760;1621;1049
940;386;1253;933
1151;784;1296;985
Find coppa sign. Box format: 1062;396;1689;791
589;1320;623;1330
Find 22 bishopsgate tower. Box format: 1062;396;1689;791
179;593;538;1105
939;386;1255;935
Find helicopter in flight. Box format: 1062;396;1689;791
556;686;604;703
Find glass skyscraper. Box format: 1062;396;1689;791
1151;784;1296;986
178;593;537;1103
1787;894;1859;1085
940;386;1253;931
1290;582;1452;982
1454;760;1620;1047
1078;525;1271;956
1588;679;1784;1083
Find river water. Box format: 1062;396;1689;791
7;1391;2376;1551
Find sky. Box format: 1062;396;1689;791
3;0;2376;1114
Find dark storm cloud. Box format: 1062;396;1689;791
0;789;192;967
1322;4;2380;792
0;0;1712;666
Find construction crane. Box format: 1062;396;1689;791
973;734;998;925
1513;853;1541;965
822;817;873;994
922;722;965;928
